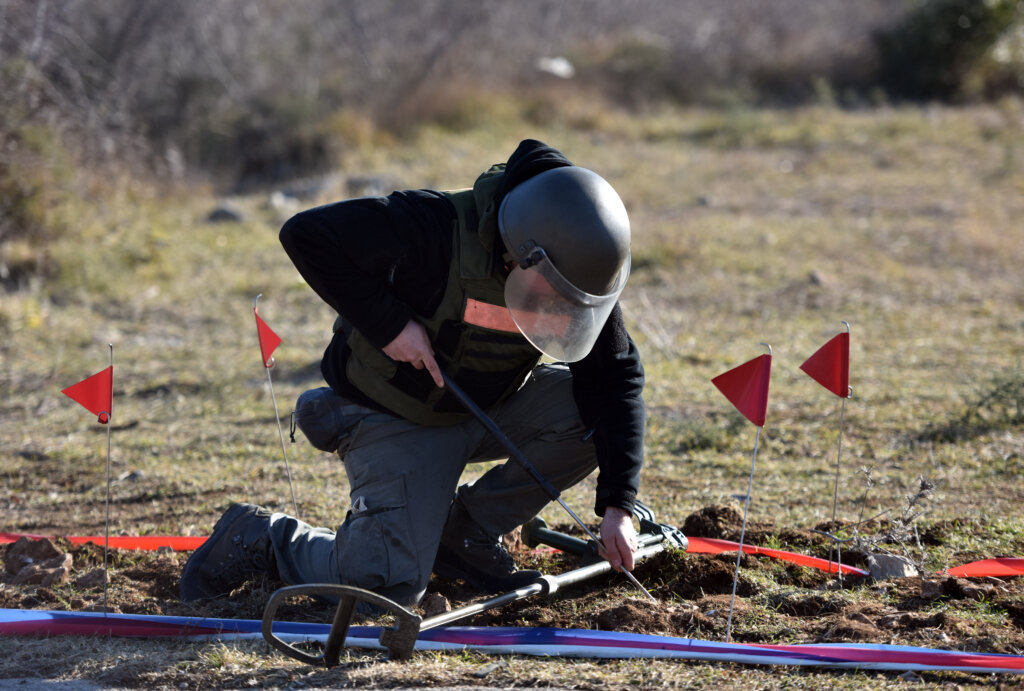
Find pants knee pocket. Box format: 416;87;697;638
295;387;368;453
335;475;419;590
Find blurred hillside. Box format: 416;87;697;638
1;0;1022;289
3;1;1022;177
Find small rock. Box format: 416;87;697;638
75;567;109;589
346;176;394;197
12;553;73;585
920;578;945;600
41;566;71;587
473;659;509;678
867;553;918;580
808;270;831;286
502;526;524;554
899;670;923;682
268;190;300;214
959;582;995;601
421;592;451;617
535;56;575;79
846;611;874;626
115;469;144;483
4;537;63;574
206;203;244;224
82;602;121;613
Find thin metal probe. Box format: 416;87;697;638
441;372;656;602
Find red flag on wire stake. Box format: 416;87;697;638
252;294;299;517
710;343;772;642
800;330;850;398
712;353;772;427
254;303;282;368
800;322;853;584
61;346;116;615
62;366;113;424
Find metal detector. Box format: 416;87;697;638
261;506;687;665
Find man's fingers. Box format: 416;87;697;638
600;543;623;571
600;537;630;572
408;355;444;389
619;535;636;571
381;321;445;388
612;535;635;572
423;354;444;388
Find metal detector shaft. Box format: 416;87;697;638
440;372;656;601
419;539;667;631
441;372;561;500
262;537;670;665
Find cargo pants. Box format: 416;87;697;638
265;363;598;606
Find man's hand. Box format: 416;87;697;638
599;506;638;572
382;319;444;388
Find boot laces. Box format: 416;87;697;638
462;532;517;571
212;533;270;578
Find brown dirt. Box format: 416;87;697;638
4;504;1022;665
2;503;1024;687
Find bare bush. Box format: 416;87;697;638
5;0;1017;190
0;2;903;168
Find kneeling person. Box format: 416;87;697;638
180;139;645;606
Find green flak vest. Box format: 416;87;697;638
337;165;541;426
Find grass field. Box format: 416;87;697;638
2;102;1024;689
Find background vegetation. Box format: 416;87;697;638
1;2;1024;689
3;0;1023;291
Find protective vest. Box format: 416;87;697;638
337;165;541;425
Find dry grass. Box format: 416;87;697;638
2;101;1024;688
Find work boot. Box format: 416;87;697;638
180;503;277;601
432;499;541;593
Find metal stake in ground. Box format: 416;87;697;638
254;294;299;517
725;425;762;643
61;349;116;614
101;344;113;616
826;323;853;584
440;372;656;603
710;342;773;644
798;321;854;584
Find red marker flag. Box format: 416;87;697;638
255;308;282;368
800;332;849;398
712;353;772;427
62;366;113;424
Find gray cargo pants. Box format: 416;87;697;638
266;363;598;606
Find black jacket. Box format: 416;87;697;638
280;140;644;516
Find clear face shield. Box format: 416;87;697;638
504;243;630;362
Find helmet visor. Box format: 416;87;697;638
504;246;629;362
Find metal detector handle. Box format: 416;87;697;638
261;583;423;665
441;371;561;500
522;516;598;556
522;516;677;556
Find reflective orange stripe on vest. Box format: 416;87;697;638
464;298;520;333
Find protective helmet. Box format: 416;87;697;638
498;166;631;362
